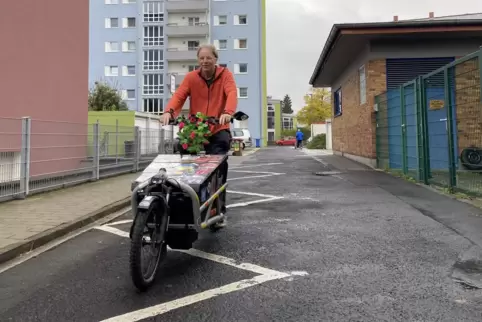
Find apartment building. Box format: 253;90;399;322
89;0;267;145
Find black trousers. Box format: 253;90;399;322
204;130;231;213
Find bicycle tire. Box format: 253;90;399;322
129;200;168;292
209;170;223;232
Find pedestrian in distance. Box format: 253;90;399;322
295;129;304;149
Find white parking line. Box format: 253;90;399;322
230;170;285;175
228;174;279;181
230;162;283;169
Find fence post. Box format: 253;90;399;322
115;119;119;164
160;128;165;154
19;117;31;198
400;85;408;174
375;95;380;169
92;122;100;180
444;68;457;192
417;76;429;184
133;126;140;172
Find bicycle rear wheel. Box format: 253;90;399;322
129;199;168;291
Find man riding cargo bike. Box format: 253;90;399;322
128;44;248;291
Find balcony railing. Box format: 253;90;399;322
165;48;198;61
165;22;209;36
165;0;208;13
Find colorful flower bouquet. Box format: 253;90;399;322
177;112;212;155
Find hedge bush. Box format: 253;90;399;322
306;134;326;149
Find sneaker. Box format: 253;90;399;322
214;214;228;228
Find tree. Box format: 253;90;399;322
296;88;331;126
88;81;129;111
282;94;293;114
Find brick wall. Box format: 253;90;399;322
331;59;386;159
454;57;482;154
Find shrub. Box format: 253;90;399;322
306;134;326;149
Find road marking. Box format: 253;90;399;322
230;170;285;175
228;197;283;208
230;190;281;198
230;162;283;169
310;156;328;166
228;174;279;181
0;207;131;274
94;225;130;238
100;273;289;322
105;219;133;226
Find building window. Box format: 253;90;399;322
237;87;248;98
214;15;227;25
214;39;227;50
268;132;275;141
234;39;247;49
122;41;136;52
188;17;200;25
188;65;198;72
143;98;163;115
123;65;136;76
143;1;164;22
359;65;367;105
122;0;136;3
234;63;247;74
123;17;136;28
234;15;247;25
219;63;227;68
105;0;119;4
143;26;163;46
143;49;164;71
283;117;293;130
143;74;164;95
105;18;119;28
105;41;119;52
104;65;119;76
126;89;135;100
334;88;342;117
187;40;199;51
268;104;274;111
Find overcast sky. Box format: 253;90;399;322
266;0;482;111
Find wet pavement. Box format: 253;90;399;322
2;147;482;321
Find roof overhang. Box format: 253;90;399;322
309;19;482;87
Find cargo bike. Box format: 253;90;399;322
129;111;249;291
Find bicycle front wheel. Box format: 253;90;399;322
129;201;168;292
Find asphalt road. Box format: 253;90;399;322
2;147;482;321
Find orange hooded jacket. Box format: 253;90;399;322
164;66;238;134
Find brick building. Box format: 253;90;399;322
309;13;482;167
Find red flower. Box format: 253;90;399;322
190;131;196;139
182;143;188;150
204;133;209;137
179;122;185;129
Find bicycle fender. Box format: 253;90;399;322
137;195;159;210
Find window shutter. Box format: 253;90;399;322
104;42;110;52
122;18;127;28
234;39;239;49
234;64;240;74
213;40;220;49
105;18;110;28
122;41;128;52
213;16;219;25
233;15;239;25
122;66;127;76
104;66;110;76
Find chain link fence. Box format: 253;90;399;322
0;117;177;202
375;50;482;195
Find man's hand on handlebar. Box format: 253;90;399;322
161;113;171;126
219;114;232;125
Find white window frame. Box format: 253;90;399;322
143;98;163;115
234;38;248;49
143;1;164;23
104;65;119;76
105;17;119;28
234;15;247;25
237;87;248;98
214;15;227;26
359;65;367;105
105;41;119;52
122;0;136;3
143;73;164;95
123;65;136;76
122;41;136;52
126;89;136;100
234;63;248;74
213;39;227;50
143;49;164;71
143;26;164;46
188;17;200;26
105;0;119;4
123;17;136;28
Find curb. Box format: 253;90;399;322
0;197;131;265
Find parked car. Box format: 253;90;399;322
232;128;252;149
276;137;296;146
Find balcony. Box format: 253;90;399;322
166;48;198;61
169;73;186;86
165;23;209;37
165;0;208;13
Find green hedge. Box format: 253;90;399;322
306;134;326;149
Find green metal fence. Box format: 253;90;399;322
375;50;482;195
